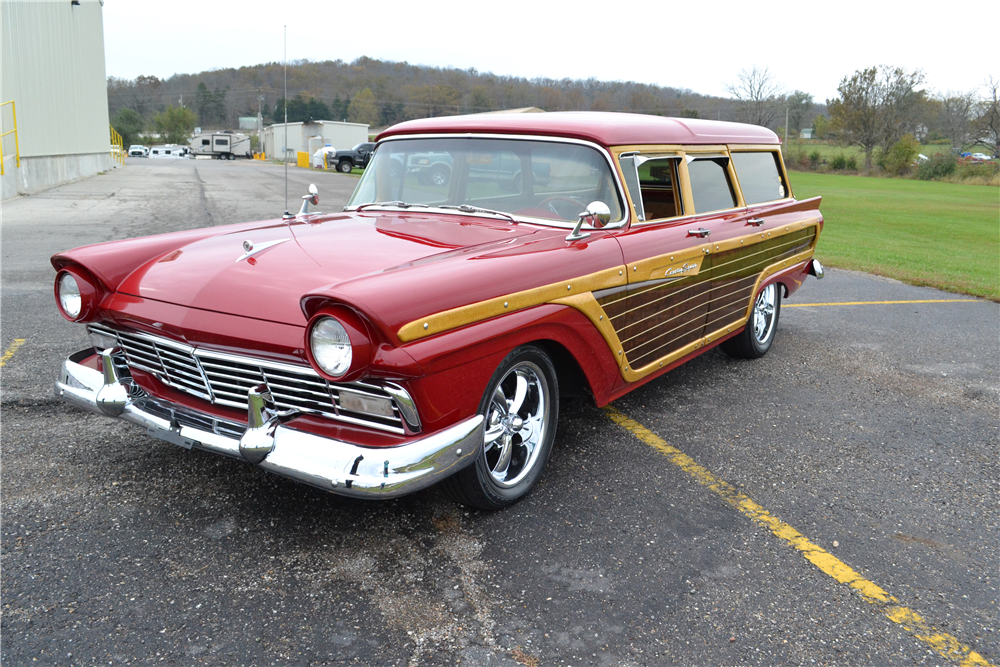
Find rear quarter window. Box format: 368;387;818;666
687;157;736;214
731;152;788;204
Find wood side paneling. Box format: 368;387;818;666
596;227;816;369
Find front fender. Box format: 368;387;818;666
397;304;622;434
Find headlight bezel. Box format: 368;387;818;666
54;267;100;322
305;308;373;382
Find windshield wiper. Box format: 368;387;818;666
349;201;430;212
439;204;516;222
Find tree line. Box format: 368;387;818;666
107;56;998;169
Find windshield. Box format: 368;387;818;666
347;137;625;225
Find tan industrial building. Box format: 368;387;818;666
262;120;369;161
1;0;113;199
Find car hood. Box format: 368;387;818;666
117;212;542;326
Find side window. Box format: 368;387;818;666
731;152;788;204
637;158;682;220
618;155;683;221
687;156;736;214
201;139;210;146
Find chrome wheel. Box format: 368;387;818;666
752;283;777;344
483;361;549;488
442;345;559;510
720;281;781;359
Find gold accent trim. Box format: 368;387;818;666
398;221;819;384
397;267;626;342
550;294;627;371
628;218;819;283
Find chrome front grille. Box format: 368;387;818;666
89;323;409;434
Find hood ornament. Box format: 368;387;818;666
236;238;291;263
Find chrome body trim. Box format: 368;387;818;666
55;351;482;498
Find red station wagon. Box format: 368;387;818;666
53;112;824;509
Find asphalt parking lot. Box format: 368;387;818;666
2;157;997;666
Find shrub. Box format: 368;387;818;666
879;134;920;175
830;155;847;170
809;151;821;168
955;160;999;183
916;153;957;180
845;156;858;171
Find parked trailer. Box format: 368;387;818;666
189;132;251;160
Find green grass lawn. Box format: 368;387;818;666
790;172;1000;300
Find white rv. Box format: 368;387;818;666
148;145;189;159
189;132;251;160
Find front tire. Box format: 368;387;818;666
720;282;781;359
338;160;353;173
443;345;559;510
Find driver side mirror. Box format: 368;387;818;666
566;201;611;242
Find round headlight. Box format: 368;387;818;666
58;272;82;319
310;317;352;377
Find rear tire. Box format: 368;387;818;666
720;282;781;359
442;345;559;510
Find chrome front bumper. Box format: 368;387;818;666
56;350;483;498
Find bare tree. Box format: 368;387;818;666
828;65;926;170
727;66;785;128
973;77;1000;158
938;92;977;149
786;90;813;133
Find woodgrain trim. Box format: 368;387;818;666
397;224;819;406
620;249;815;382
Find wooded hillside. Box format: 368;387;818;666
108;56;751;131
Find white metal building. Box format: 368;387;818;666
1;0;113;199
262;121;369;161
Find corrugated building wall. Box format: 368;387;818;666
2;0;112;199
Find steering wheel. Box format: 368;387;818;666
537;196;586;220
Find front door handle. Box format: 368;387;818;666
747;218;765;227
687;228;711;238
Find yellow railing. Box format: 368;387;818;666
1;100;21;176
110;125;125;165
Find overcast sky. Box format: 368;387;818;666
103;0;998;103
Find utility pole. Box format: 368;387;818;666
784;106;789;148
256;90;264;158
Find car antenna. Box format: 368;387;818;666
282;24;290;218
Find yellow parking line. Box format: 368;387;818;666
603;406;994;667
0;339;26;367
786;299;978;308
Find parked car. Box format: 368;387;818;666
128;145;148;157
969;153;993;162
52;112;824;510
332;142;375;173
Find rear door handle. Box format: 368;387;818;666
687;228;711;238
746;218;765;227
